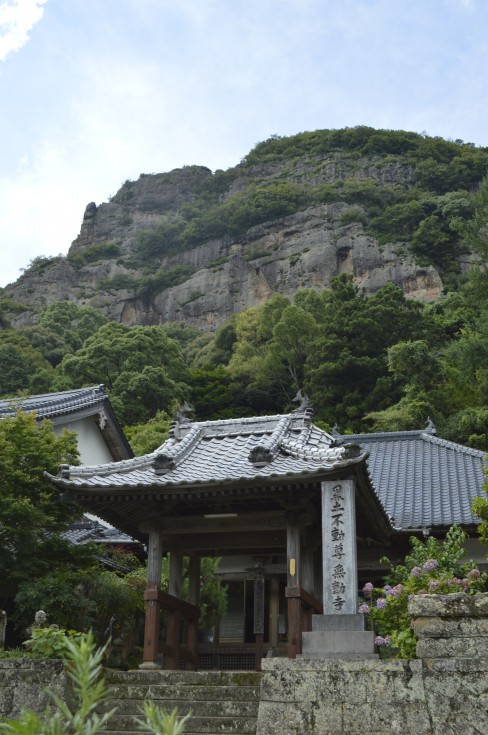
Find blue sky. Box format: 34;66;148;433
1;0;487;287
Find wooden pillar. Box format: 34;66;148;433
301;535;315;632
268;577;279;649
254;573;265;671
286;520;301;658
186;555;201;670
166;549;183;669
141;528;163;669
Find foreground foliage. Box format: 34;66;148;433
0;632;188;735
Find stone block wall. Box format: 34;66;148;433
1;594;488;735
0;659;70;720
256;593;488;735
410;590;488;658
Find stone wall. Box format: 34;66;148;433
256;593;488;735
0;659;70;720
1;594;487;735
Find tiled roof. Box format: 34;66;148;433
334;429;486;529
0;385;133;461
62;517;138;546
0;385;107;419
47;410;486;532
48;411;368;489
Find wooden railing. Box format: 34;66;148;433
285;586;323;658
143;588;200;670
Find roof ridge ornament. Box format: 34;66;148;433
248;416;290;467
169;401;194;439
291;389;314;421
153;425;202;475
425;417;437;435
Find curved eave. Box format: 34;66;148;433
46;451;369;494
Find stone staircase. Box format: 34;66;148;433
101;669;262;735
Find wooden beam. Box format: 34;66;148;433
163;530;286;552
159;511;288;534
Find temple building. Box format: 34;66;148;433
46;399;487;669
0;385;133;464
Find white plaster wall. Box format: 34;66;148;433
53;418;113;465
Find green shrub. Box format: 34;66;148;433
359;525;487;658
339;208;368;226
68;242;121;267
23;627;83;659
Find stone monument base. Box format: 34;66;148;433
300;614;377;660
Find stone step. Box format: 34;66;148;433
103;683;261;702
100;670;261;735
101;698;258;718
106;714;257;733
104;670;261;686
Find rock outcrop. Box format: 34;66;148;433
4;153;451;331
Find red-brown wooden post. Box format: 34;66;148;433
141;528;163;669
286;590;302;658
186;555;201;670
165;549;183;669
287;519;302;657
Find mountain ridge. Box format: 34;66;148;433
4;126;487;330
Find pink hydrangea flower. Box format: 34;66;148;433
468;568;480;579
362;582;374;598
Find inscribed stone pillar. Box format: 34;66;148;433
300;478;376;658
321;479;358;615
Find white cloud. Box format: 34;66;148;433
0;0;47;62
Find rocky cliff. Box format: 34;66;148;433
6;128;486;331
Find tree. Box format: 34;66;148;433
0;334;54;396
455;172;488;259
125;411;173;456
304;277;430;430
58;323;190;426
0;412;96;595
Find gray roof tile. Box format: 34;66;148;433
340;430;485;528
0;386;108;419
48;411;365;491
47;413;486;532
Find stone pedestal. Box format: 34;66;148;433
301;613;377;660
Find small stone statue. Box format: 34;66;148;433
25;609;48;638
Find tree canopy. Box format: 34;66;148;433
0;412;96;594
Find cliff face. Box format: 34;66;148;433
4;147;456;330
